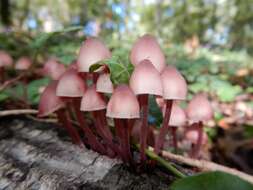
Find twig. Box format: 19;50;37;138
148;146;253;184
0;109;38;117
0;74;26;92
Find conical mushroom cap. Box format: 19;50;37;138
106;85;140;119
130;34;165;72
38;81;65;117
0;51;13;67
96;73;113;93
185;130;208;145
162;103;186;127
186;94;213;123
43;58;66;80
56;68;86;97
161;66;187;100
81;85;106;111
15;57;32;70
129;59;162;96
77;37;111;73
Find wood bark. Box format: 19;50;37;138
0;117;172;190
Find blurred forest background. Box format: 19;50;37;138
0;0;253;173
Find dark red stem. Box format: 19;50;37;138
154;99;173;155
171;126;178;153
92;111;116;158
56;109;84;148
139;94;149;162
191;121;203;158
114;119;127;161
72;98;106;154
0;67;5;83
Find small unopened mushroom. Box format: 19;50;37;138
186;93;213;158
56;69;106;154
107;85;140;163
81;85;116;157
15;57;32;70
130;34;165;72
129;59;162;162
154;66;187;155
163;103;186;152
0;50;13;83
96;73;114;94
43;58;66;80
38;81;83;147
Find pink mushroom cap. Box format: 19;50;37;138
38;81;65;117
162;103;186;127
96;73;113;93
186;94;213;123
129;59;162;96
56;68;86;97
130;34;165;72
43;58;66;80
185;130;208;145
161;66;187;100
80;85;106;111
77;37;111;73
15;57;32;70
0;51;13;67
106;85;140;119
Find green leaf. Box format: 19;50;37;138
0;91;9;102
171;171;253;190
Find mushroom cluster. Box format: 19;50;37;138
38;35;214;165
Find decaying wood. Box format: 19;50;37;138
0;117;172;190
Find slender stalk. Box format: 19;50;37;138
0;67;4;84
56;109;84;148
92;111;116;158
135;144;186;178
140;94;149;162
114;119;126;161
72;98;106;154
154;100;173;155
171;126;178;153
191;121;203;158
122;119;132;164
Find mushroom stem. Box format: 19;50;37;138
122;119;133;164
56;109;84;147
154;99;173;155
139;94;149;162
92;111;116;158
72;98;106;154
171;126;178;153
191;121;203;158
0;67;5;83
114;119;127;161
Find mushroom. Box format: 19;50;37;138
56;68;106;154
130;34;165;72
77;37;111;82
96;73;114;94
163;103;186;152
38;81;83;147
15;57;32;70
185;129;208;157
186;93;213;158
43;58;66;80
15;56;33;104
106;85;140;163
0;50;13;83
154;66;187;155
80;85;117;157
129;59;162;162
